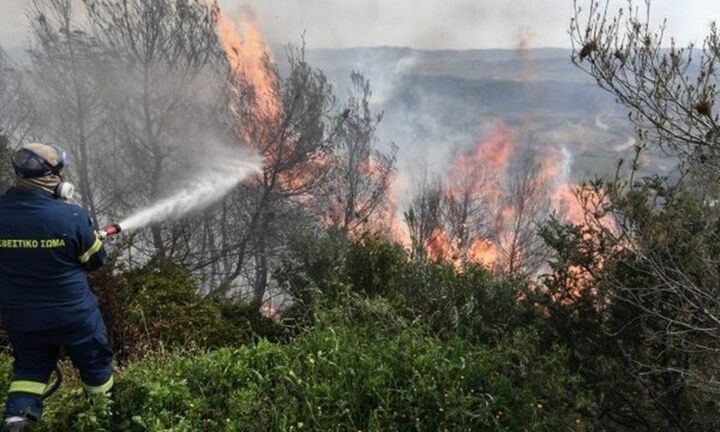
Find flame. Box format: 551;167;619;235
215;9;280;130
211;3;608;284
214;3;329;195
538;147;587;226
356;167;411;245
422;124;515;270
415;123;616;275
425;229;455;262
467;238;499;268
381;188;412;245
447;123;514;201
552;184;587;225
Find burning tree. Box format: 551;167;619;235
405;172;444;260
408;125;557;275
499;149;552;274
417;125;515;269
196;9;343;307
323;72;397;236
230;49;339;307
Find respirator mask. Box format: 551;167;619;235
54;178;76;201
12;144;77;201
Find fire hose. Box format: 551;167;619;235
44;223;123;400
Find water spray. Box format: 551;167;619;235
96;151;260;239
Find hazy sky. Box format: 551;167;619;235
0;0;717;50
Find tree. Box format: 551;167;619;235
570;0;720;182
540;174;720;431
547;1;720;428
198;45;342;308
0;130;13;192
0;46;36;193
405;172;444;260
83;0;220;254
498;150;551;275
28;0;108;224
324;72;397;236
0;46;35;148
407;135;552;275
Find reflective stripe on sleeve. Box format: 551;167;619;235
82;375;114;395
9;380;47;395
79;236;103;264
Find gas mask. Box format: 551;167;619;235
54;179;76;201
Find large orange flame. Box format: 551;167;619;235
214;4;326;195
215;9;280;131
423;123;516;270
418;123;609;274
447;124;515;201
467;238;500;268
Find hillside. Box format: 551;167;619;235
298;47;672;184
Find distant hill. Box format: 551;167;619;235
304;47;589;84
296;47;661;183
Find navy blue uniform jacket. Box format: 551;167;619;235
0;188;107;332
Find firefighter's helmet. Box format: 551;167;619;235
12;143;66;179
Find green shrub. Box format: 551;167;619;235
276;231;539;345
18;298;586;431
93;258;285;360
537;180;720;430
0;232;593;431
124;259;232;348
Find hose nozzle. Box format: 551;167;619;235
99;223;122;239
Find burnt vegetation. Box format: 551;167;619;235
0;0;718;430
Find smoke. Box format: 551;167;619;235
362;51;418;104
559;146;573;184
595;114;610;131
119;148;260;232
225;0;711;50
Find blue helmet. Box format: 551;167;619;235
12;143;67;179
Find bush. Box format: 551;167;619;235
93;258;285;361
276;231;539;344
22;298;587;431
536;180;720;430
0;231;596;430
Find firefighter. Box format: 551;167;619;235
0;143;113;431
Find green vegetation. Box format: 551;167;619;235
535;177;720;431
2;196;718;430
28;303;585;431
0;232;593;431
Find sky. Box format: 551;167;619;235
0;0;717;50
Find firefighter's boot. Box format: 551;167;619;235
2;416;31;432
